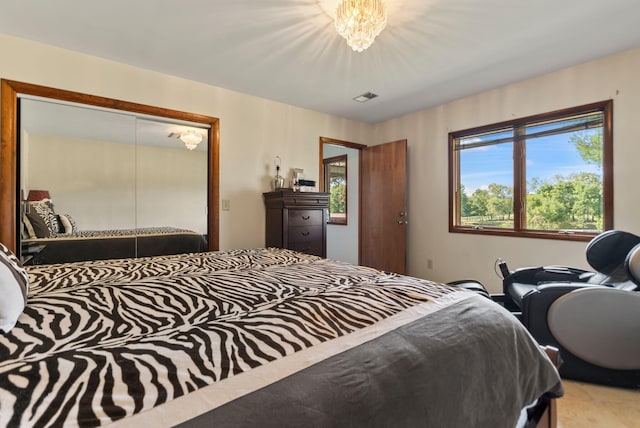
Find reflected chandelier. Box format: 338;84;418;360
335;0;387;52
180;131;203;150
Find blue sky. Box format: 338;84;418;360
460;130;601;195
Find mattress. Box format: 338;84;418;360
0;248;562;427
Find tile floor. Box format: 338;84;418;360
557;379;640;428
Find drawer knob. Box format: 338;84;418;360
302;215;310;220
302;231;310;236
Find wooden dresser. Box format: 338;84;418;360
263;190;329;257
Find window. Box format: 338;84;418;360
324;155;348;225
449;101;612;241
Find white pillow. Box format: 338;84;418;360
58;213;78;234
58;214;73;234
0;243;29;333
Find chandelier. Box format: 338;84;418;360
179;131;203;150
335;0;387;52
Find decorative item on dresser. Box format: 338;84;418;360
263;190;329;257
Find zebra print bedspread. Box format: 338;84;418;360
0;248;561;427
0;248;461;427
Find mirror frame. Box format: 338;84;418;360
1;79;219;255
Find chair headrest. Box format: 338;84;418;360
585;230;640;282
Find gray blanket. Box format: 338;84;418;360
179;297;562;428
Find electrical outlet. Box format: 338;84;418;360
427;259;433;269
221;199;230;211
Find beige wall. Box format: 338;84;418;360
373;47;640;292
23;134;208;233
23;134;137;230
0;34;371;250
3;34;639;291
136;144;208;234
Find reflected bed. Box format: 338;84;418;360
22;227;208;264
22;199;207;264
0;248;562;427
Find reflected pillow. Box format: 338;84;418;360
22;214;37;239
0;242;28;333
25;201;59;238
58;214;78;234
25;207;51;238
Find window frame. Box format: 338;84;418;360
323;154;348;225
448;100;613;242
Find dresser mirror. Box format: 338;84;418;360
0;79;219;264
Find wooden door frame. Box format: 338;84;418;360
318;137;367;264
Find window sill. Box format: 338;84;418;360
450;226;599;242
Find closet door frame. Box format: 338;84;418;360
0;79;220;255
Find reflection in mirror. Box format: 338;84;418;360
21;99;137;231
19;97;209;265
323;155;347;225
135;119;208;236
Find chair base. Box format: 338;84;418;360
559;351;640;389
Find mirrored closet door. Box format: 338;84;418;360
0;80;219;265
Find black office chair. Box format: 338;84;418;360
503;230;640;388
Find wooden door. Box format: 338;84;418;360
360;139;407;274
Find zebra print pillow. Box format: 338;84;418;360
25;201;59;237
0;243;28;333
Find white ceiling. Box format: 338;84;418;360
1;0;640;123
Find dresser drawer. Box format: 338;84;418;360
288;209;323;227
288;225;323;243
281;194;329;207
288;241;324;257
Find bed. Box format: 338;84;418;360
0;248;562;427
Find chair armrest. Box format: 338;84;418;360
503;266;591;294
534;282;606;293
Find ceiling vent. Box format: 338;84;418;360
352;92;379;103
